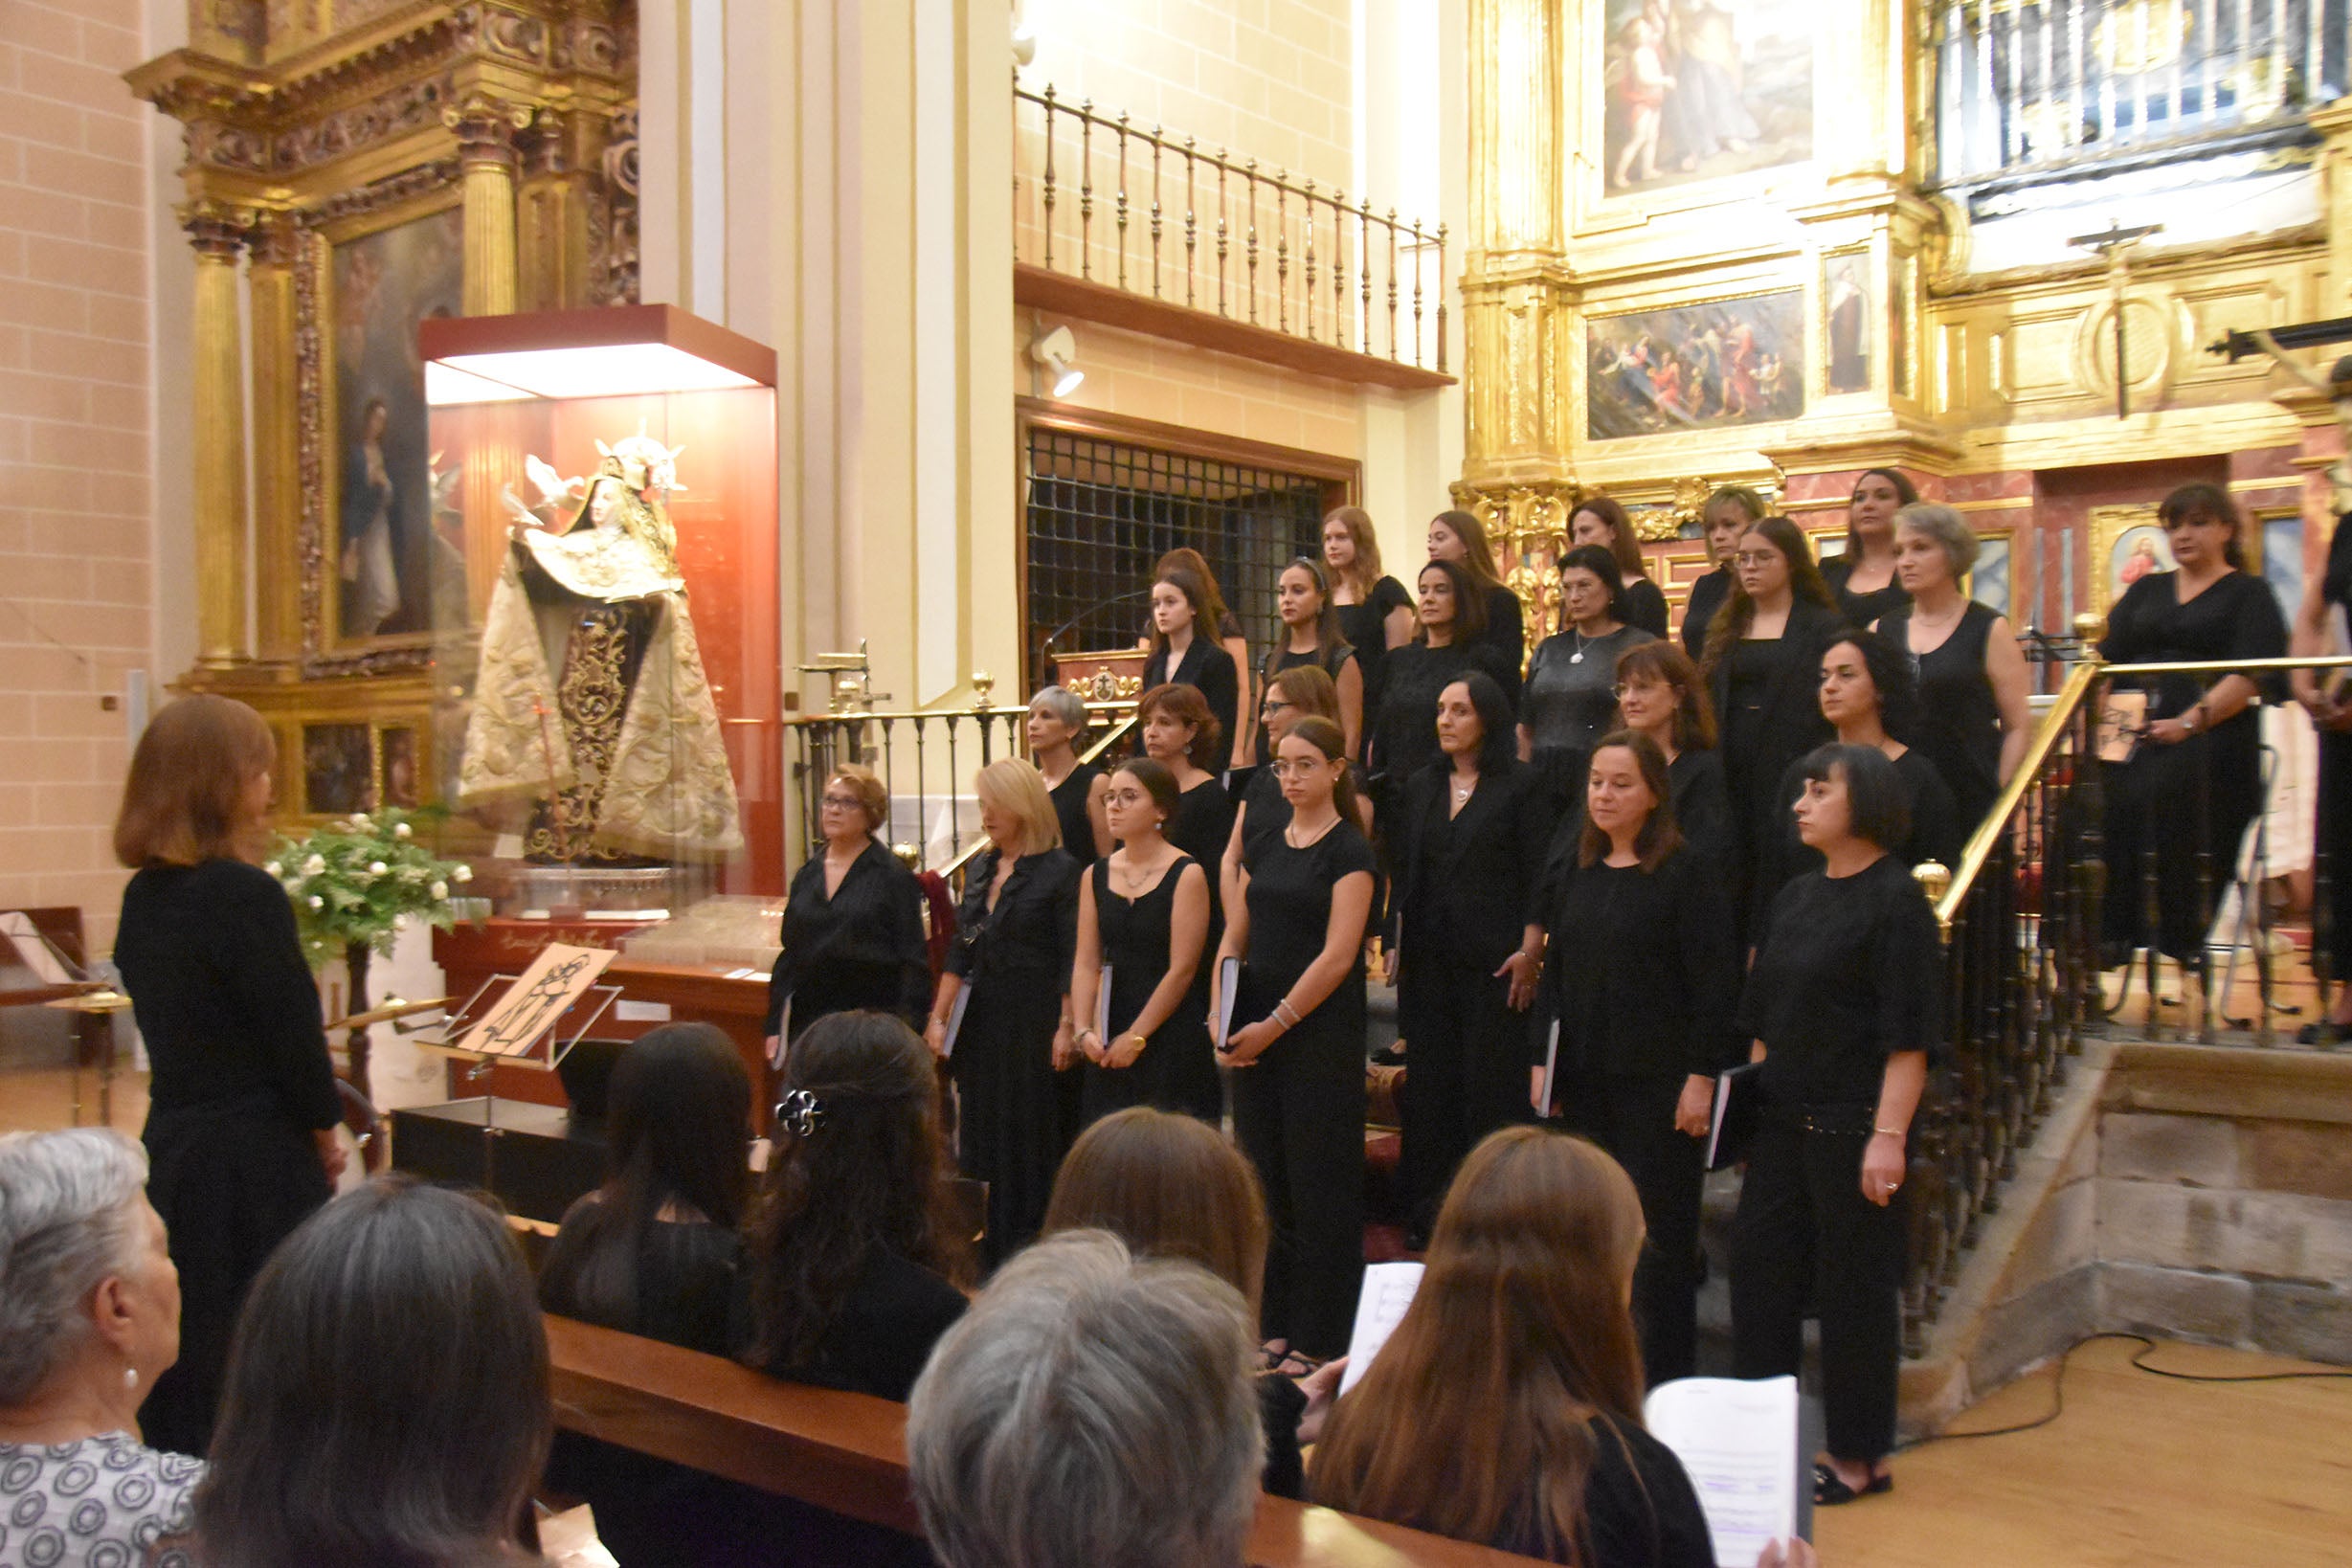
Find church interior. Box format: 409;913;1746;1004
2;1;2350;1564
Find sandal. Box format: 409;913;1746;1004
1812;1462;1893;1506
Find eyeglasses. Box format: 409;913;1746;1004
1261;698;1295;715
819;795;863;811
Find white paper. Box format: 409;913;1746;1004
941;985;973;1060
1537;1019;1561;1117
769;996;791;1069
1337;1261;1424;1395
1214;955;1242;1048
615;1000;671;1022
1094;964;1113;1042
1643;1375;1801;1568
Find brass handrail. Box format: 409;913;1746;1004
2099;655;2352;678
786;699;1135;728
930;711;1144;887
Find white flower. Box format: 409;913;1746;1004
307;895;325;910
368;861;388;876
264;861;282;878
453;864;473;884
302;855;325;876
393;822;413;840
349;813;372;830
429;881;448;901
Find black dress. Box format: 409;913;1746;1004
1232;820;1378;1357
2098;570;2289;961
114;858;341;1459
944;846;1081;1263
1731;855;1943;1465
1623;574;1671;640
1521;625;1658;813
1825;554;1911;627
1667;748;1730;867
1336;574;1412;685
1535;847;1738;1385
1048;761;1105;866
1881;598;2006;831
763;838;930;1039
1366;639;1520;789
1082;855;1213;1124
1153;636;1242;770
1680;566;1733;660
1479;580;1527;674
2319;515;2352;982
1709;599;1842;943
1255;640;1359;764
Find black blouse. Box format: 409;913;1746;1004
735;1244;968;1402
1667;748;1730;865
1242;822;1378;993
1521;626;1658;759
1393;762;1555;970
1739;853;1945;1106
1623;574;1671;641
1479;581;1527;674
1680;567;1733;661
764;837;931;1036
1168;777;1239;883
1825;554;1911;627
2098;570;2289;720
1336;575;1413;683
945;847;1081;991
1534;847;1740;1081
1752;748;1961;930
114;858;343;1131
540;1207;740;1355
1153;636;1242;766
1368;640;1521;781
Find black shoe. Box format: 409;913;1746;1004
2297;1020;2345;1046
1813;1462;1893;1506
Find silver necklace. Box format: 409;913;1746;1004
1569;628;1592;663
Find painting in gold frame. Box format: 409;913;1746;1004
2088;504;2168;616
1964;526;2020;619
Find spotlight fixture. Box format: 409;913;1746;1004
1011;19;1039;66
1029;324;1084;397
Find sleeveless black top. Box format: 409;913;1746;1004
1048;763;1103;868
1881;599;2004;829
1090;855;1204;1039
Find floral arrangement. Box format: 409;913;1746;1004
268;809;475;971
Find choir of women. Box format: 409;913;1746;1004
1258;556;1364;759
1518;544;1658;814
1823;468;1916;626
1569;493;1671;639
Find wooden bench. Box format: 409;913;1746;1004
545;1315;1545;1567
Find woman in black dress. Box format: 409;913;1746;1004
1155;547;1254;767
1681;483;1766;660
2291;506;2352;1042
1881;502;2034;834
1145;565;1243;764
1391;672;1552;1237
1365;558;1520;797
925;758;1081;1263
764;764;930;1058
1137;682;1235;879
1822;468;1915;626
1325;505;1415;686
1519;544;1658;814
1701;516;1843;945
110;694;346;1457
1028;684;1110;865
1611;640;1730;865
1070;759;1213;1125
1533;731;1737;1386
1258;557;1363;759
1570;493;1670;639
1732;744;1938;1507
1426;507;1526;673
2099;483;2291;969
1213;717;1378;1360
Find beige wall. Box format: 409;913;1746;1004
0;0;156;952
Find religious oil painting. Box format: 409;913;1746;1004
330;206;463;644
302;723;373;818
1601;0;1814;194
1587;290;1804;439
2094;510;2176;614
1825;254;1871;395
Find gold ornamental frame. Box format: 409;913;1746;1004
2088;503;2165;616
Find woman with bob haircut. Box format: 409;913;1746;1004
0;1130;201;1564
1426;507;1526;671
1312;1128;1813;1567
927;758;1080;1262
1680;485;1767;660
1822;467;1917;627
1028;685;1112;866
1323;505;1415;683
1569;494;1670;639
1530;731;1738;1386
187;1176;550;1567
1609;641;1729;865
1136;683;1235;890
1145;563;1244;771
109;693;346;1457
1732;743;1939;1508
764;762;930;1056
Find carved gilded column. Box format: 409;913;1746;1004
246;213;303;664
185;201;252;668
517;109;602;310
448;93;531;316
2313;100;2352;311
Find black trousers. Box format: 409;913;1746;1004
1729;1118;1904;1463
1231;981;1366;1359
1397;954;1528;1226
2320;728;2352;979
1556;1072;1705;1387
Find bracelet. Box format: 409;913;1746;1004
1873;1125;1906;1138
1272;999;1302;1029
2183;706;2204;732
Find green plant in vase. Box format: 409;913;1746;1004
269;808;472;1101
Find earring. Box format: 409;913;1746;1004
123;1365;139;1391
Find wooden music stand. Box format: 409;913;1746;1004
1;907;119;1128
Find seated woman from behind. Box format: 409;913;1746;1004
1310;1127;1814;1568
0;1129;200;1568
735;1010;973;1401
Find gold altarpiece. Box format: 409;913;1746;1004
128;2;639;818
1457;0;2349;649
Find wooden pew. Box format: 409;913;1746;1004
546;1315;1545;1568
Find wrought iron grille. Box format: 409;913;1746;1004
1021;426;1335;691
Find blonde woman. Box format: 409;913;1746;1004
926;757;1081;1261
1323;505;1414;683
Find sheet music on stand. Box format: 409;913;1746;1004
414;943;623;1077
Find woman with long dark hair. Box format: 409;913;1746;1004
1681;484;1767;660
1426;507;1526;672
1028;685;1112;865
1733;744;1938;1508
1570;494;1670;639
1610;640;1729;864
738;1011;973;1400
1365;558;1519;794
1145;565;1243;767
1532;731;1738;1386
110;694;346;1457
763;763;930;1057
1390;672;1552;1238
1519;544;1658;814
1154;548;1254;767
1822;468;1916;626
1258;556;1364;759
1325;505;1415;683
1137;682;1232;872
1213;717;1378;1363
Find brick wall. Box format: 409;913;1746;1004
0;0;154;953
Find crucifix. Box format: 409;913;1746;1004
2067;221;2162;418
2210;314;2352;512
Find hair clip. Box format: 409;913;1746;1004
776;1088;828;1139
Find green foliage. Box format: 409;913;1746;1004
269;808;474;970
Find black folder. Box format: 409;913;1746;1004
1705;1062;1763;1171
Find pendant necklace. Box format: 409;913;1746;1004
1569;628;1590;664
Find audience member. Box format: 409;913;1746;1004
1878;502;2033;831
1681;484;1766;660
1532;734;1737;1385
1520;544;1658;813
1146;565;1243;769
764;764;930;1056
907;1232;1263;1568
1028;685;1112;865
1214;717;1378;1363
1324;505;1415;683
1426;507;1526;671
1365;558;1519;797
1071;759;1215;1124
1732;744;1938;1508
1610;641;1729;864
1257;557;1364;759
1154;549;1253;767
110;693;346;1457
1570;494;1670;639
188;1177;550;1567
738;1012;973;1399
927;758;1081;1262
0;1130;199;1568
1391;672;1552;1240
2098;482;2290;972
1823;468;1916;626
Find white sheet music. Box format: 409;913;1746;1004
1537;1019;1561;1116
1337;1262;1424;1395
1643;1375;1801;1568
941;985;973;1060
1095;965;1113;1042
1214;955;1242;1048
